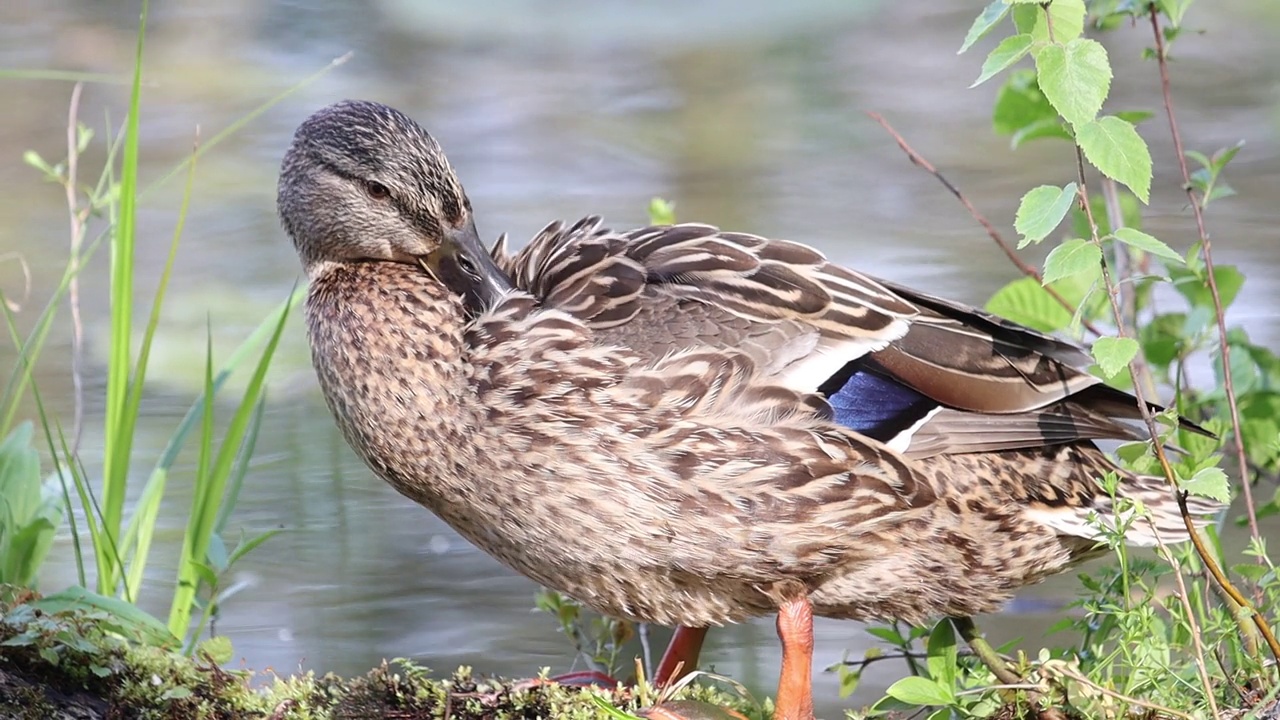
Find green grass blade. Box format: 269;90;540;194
0;69;137;84
141;52;351;198
116;116;197;603
214;398;266;535
98;0;149;596
167;296;292;640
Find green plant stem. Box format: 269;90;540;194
949;617;1061;720
1073;145;1222;715
1075;141;1279;687
1148;4;1262;550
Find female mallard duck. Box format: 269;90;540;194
278;100;1222;720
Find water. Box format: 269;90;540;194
3;1;1279;715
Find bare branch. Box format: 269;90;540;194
866;111;1102;336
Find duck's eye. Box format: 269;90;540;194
456;253;480;279
365;181;391;200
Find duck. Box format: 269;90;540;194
277;99;1223;720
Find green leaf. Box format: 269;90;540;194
959;0;1011;54
985;277;1074;333
993;69;1072;146
196;635;234;664
1077;116;1153;203
1091;336;1139;379
29;587;179;648
1011;0;1085;44
1042;239;1101;285
1158;0;1193;27
926;620;958;689
648;197;676;225
1036;39;1112;128
885;676;954;707
1181;467;1231;504
1111;228;1183;266
972;34;1034;87
1169;265;1244;310
1015;183;1077;247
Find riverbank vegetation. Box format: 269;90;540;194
1;1;1276;717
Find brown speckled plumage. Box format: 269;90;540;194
279;101;1224;641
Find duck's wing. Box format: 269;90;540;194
493;218;1200;459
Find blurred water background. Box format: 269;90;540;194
2;1;1279;715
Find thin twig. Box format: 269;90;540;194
1149;4;1262;548
64;83;89;453
866;111;1103;337
1074;146;1222;717
1044;661;1197;720
835;649;975;670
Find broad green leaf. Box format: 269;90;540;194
29;587;179;648
1042;238;1102;284
1091;336;1139;379
1036;39;1112;128
1111;228;1184;265
1077;116;1153;202
993;70;1072;146
1140;312;1188;369
1181;467;1231;503
885;676;954;707
972;34;1034;87
1169;265;1244;310
1011;0;1085;43
959;0;1011;54
1015;183;1077;247
926;620;958;689
1158;0;1193;27
985;277;1074;333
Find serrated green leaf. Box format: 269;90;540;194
1111;228;1183;265
1091;336;1139;379
926;620;958;689
992;70;1073;147
1036;39;1112;128
985;277;1074;332
1042;238;1102;284
1077;116;1152;202
1158;0;1193;27
1181;467;1231;503
1169;264;1244;310
959;0;1011;54
1211;141;1243;171
972;34;1034;87
1015;183;1077;247
885;676;954;707
1011;0;1085;43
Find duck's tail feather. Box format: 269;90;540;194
1029;471;1227;548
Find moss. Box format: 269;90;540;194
0;588;762;719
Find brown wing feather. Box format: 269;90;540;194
493;218;1207;461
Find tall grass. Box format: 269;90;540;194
0;0;344;652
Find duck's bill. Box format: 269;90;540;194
423;221;515;314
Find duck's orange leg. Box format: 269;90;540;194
654;626;709;686
774;596;815;720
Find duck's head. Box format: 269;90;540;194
278;99;510;308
